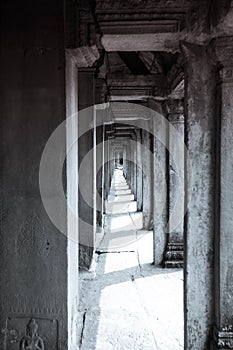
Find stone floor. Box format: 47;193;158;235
78;169;184;350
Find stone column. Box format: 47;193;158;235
103;125;109;203
130;135;135;193
148;99;168;266
95;121;103;228
211;36;233;350
132;132;137;198
182;42;216;350
142;129;153;230
164;100;184;268
135;129;143;211
124;139;131;185
123;147;127;178
0;2;79;347
78;68;95;270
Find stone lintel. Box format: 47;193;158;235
101;33;180;52
107;74;169;99
96;0;192;12
107;74;166;86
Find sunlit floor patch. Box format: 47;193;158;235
78;169;183;350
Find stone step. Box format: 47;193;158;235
106;200;137;214
107;194;135;203
108;212;143;233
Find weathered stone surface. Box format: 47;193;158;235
141;130;153;230
212;38;233;349
147;99;168;266
181;41;217;349
164;99;184;268
0;46;68;349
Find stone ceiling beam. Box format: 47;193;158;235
101;33;180;52
107;73;169;100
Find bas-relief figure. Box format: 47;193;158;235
20;319;44;350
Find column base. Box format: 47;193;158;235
163;242;183;268
211;326;233;349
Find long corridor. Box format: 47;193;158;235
78;169;183;350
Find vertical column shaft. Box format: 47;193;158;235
78;68;95;270
164;100;184;268
182;42;216;349
212;37;233;350
142;129;153;230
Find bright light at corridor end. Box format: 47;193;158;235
39;102;192;246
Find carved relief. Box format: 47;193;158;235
0;294;65;317
219;67;233;84
96;0;192;11
164;242;184;267
215;37;233;64
5;317;59;350
16;211;50;257
20;319;44;350
213;325;233;349
0;233;7;255
78;9;96;47
0;199;9;255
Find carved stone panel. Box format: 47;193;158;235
16;211;50;257
4;317;58;350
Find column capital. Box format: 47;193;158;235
164;99;184;123
180;40;217;69
215;36;233;84
215;36;233;65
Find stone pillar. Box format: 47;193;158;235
164;100;184;268
123;147;127;178
142;129;153;230
95;123;103;227
124;139;131;184
135;129;143;211
130;135;135;193
132;132;137;198
182;42;216;350
103;125;109;203
0;1;80;348
78;68;95;270
211;36;233;350
148;99;168;266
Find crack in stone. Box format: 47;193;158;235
79;311;87;349
96;250;135;255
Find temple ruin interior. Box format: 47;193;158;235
1;0;233;349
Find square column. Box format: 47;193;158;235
142;129;153;230
78;68;95;270
212;36;233;350
164;99;184;268
150;101;168;266
135;129;143;211
182;42;217;350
